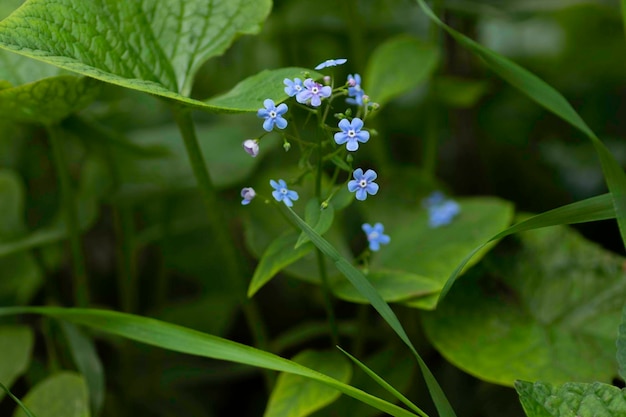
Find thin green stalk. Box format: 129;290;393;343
47;124;89;307
171;106;272;387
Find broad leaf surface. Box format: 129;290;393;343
0;307;419;417
264;350;352;417
619;304;626;381
13;372;89;417
415;0;626;257
365;197;514;309
515;381;626;417
0;0;294;112
365;35;439;107
422;225;626;386
0;326;34;401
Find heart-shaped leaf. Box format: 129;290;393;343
0;0;281;112
422;225;626;386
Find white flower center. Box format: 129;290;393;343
311;86;319;94
359;179;368;188
269;110;277;118
348;129;356;138
281;188;288;195
369;232;379;241
295;85;302;91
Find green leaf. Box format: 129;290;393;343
0;326;34;400
0;383;37;417
0;169;25;238
422;225;626;386
0;307;420;417
60;323;105;417
618;304;626;381
365;35;439;107
248;233;314;297
440;193;615;302
283;207;457;417
432;76;489;108
264;350;352;417
0;76;100;124
13;372;89;417
295;199;335;248
415;0;626;255
0;0;281;112
515;381;626;417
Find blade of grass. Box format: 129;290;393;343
415;0;626;252
337;346;429;417
440;193;615;301
0;307;419;417
0;382;38;417
284;207;457;417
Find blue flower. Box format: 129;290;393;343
348;168;379;201
362;223;390;251
315;58;347;70
284;78;304;97
422;192;460;227
334;118;370;151
346;73;365;106
257;99;288;132
242;139;259;157
270;179;299;207
296;79;332;107
241;187;256;205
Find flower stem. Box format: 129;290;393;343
171;106;271;383
47;124;89;307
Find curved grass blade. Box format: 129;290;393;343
0;382;37;417
415;0;626;253
284;207;456;417
439;193;615;301
0;307;419;417
337;347;428;417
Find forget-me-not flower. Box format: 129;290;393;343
422;191;460;227
348;168;379;201
296;79;332;107
315;58;347;70
241;187;256;205
362;223;390;251
257;99;288;132
334;118;370;151
284;78;304;97
270;179;299;207
346;74;365;106
242;139;259;157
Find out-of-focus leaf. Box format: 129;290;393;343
365;36;439;107
0;169;25;237
618;304;626;381
0;326;34;401
423;225;626;386
432;76;489;108
515;381;626;417
13;372;90;417
264;350;352;417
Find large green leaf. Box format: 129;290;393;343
0;307;419;417
618;304;626;381
415;0;626;256
0;326;34;401
364;35;439;107
515;381;626;417
422;225;626;386
0;0;292;112
264;350;352;417
13;372;89;417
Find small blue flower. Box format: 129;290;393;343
315;58;347;70
348;168;379;201
362;223;390;251
270;179;299;207
346;73;365;106
296;79;332;107
257;99;288;132
284;78;304;97
241;187;256;205
422;192;460;227
334;118;370;151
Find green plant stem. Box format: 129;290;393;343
171;106;272;386
47;124;89;307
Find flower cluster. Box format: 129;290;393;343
241;58;389;251
422;191;461;228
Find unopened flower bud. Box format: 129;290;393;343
320;201;329;209
362;95;370;104
283;141;291;152
346;154;353;163
323;75;331;85
345;108;353;117
242;139;259;157
240;187;256;205
371;102;380;110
